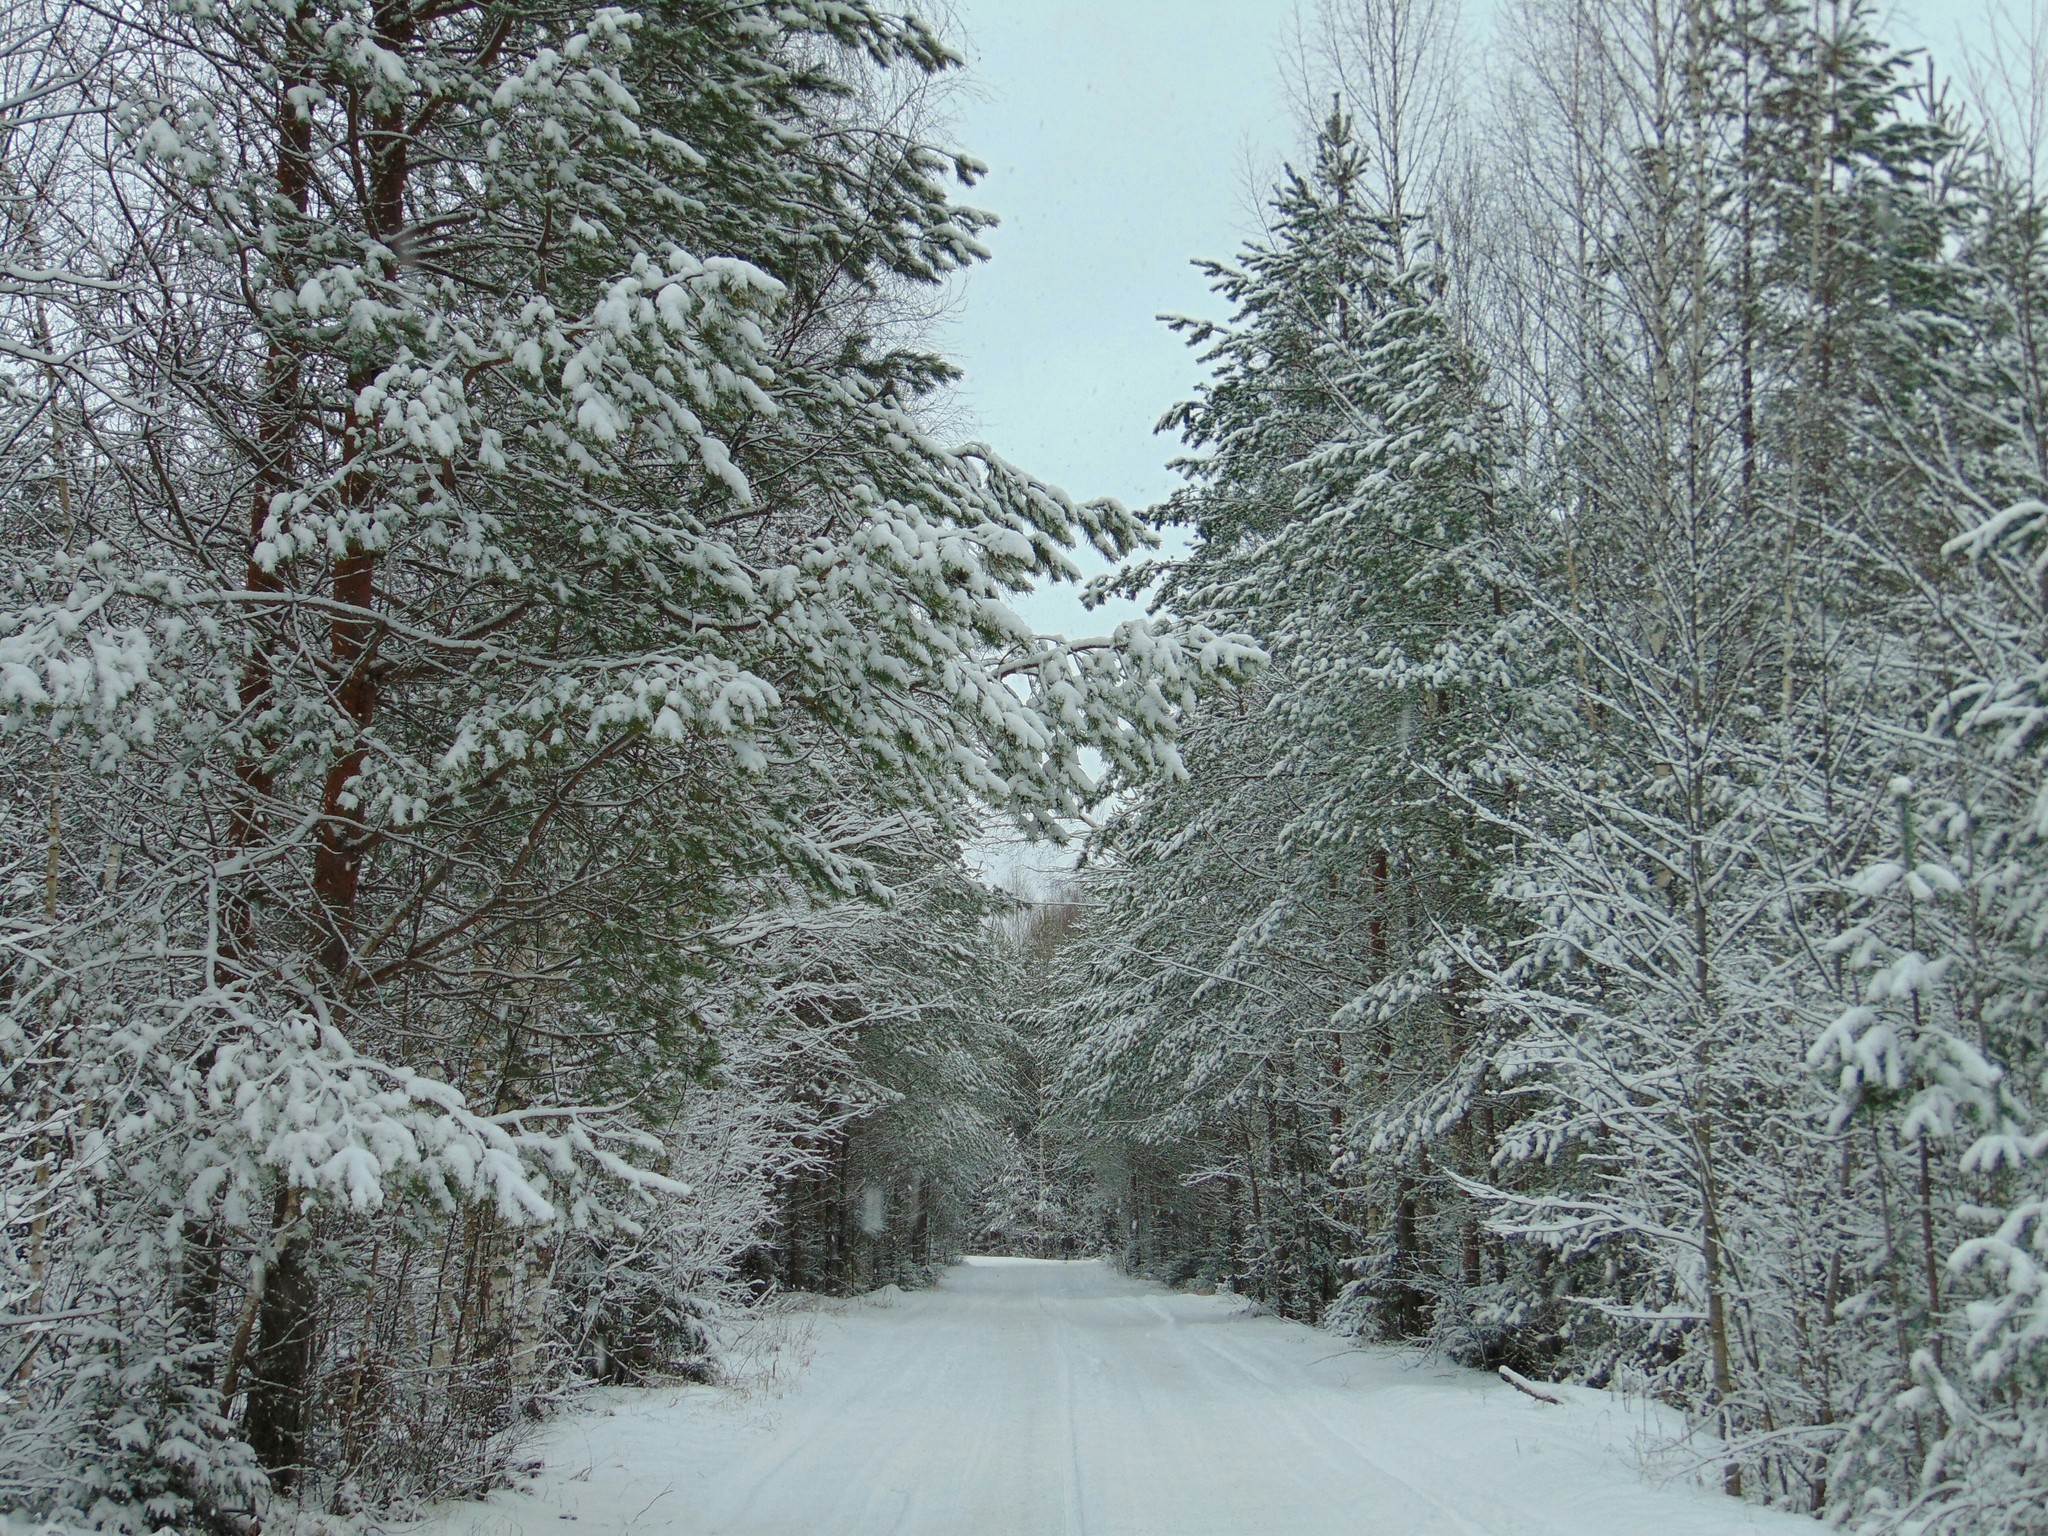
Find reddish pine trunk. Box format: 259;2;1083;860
313;542;380;975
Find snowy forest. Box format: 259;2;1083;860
5;0;2048;1532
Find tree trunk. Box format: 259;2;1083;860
1394;1171;1422;1337
245;1191;316;1492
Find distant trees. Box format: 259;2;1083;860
971;893;1103;1260
1052;0;2048;1529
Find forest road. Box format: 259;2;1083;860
413;1256;1810;1536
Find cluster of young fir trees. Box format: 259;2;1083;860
1052;0;2048;1530
0;0;1253;1529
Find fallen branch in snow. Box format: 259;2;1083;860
1499;1366;1563;1405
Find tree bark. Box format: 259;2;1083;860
244;1190;315;1492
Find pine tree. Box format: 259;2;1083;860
0;1;1252;1522
1063;100;1519;1333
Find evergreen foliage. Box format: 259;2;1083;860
1049;3;2048;1530
0;1;1247;1527
13;0;2048;1531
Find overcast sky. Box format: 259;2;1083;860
934;0;1306;641
933;0;1992;642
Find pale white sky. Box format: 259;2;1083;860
935;0;1992;642
937;0;1302;641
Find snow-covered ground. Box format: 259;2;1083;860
408;1257;1812;1536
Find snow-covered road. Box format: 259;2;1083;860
414;1257;1810;1536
